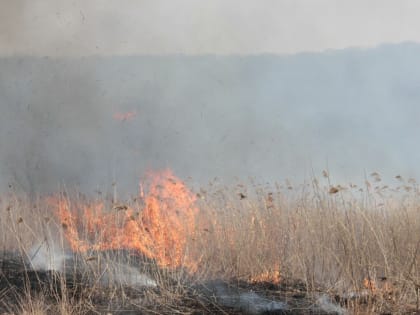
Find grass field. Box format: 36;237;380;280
1;170;420;314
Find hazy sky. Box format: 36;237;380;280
1;0;420;55
2;1;420;193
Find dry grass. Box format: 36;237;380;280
1;173;420;314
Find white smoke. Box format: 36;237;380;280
205;280;346;315
29;239;70;271
98;262;157;287
28;240;157;288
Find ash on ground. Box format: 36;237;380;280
1;249;347;314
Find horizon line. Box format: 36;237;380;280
0;41;418;59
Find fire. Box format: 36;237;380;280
363;277;393;297
250;265;281;285
363;277;377;293
51;170;199;271
49;170;282;283
113;111;137;121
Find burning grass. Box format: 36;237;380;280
1;170;420;314
50;170;199;271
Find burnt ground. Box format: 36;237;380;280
0;251;409;315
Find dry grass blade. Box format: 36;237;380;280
1;173;420;313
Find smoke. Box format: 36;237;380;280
29;241;157;287
29;240;70;271
1;43;420;194
98;262;157;287
202;280;345;315
0;60;109;194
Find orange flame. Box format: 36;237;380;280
363;277;377;293
51;170;199;271
363;277;393;296
113;111;137;121
250;265;281;285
